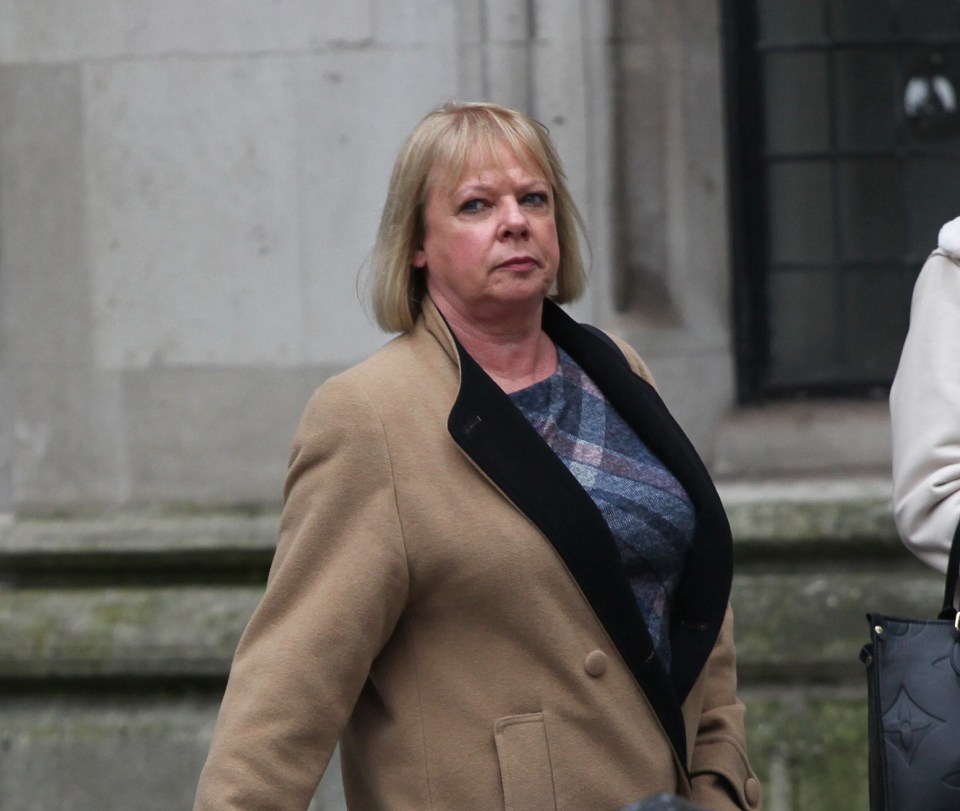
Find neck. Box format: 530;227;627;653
432;295;558;393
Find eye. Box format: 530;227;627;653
460;198;489;213
521;191;550;207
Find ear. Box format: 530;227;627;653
412;246;427;269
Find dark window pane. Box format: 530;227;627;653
901;1;960;38
904;157;960;259
832;0;896;42
836;49;898;150
768;161;835;263
768;267;838;385
764;52;830;153
840;267;908;381
731;0;960;396
758;0;825;43
838;159;904;261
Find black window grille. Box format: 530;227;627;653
723;0;960;400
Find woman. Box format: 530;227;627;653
194;102;761;811
891;215;960;573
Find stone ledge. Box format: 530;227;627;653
0;561;940;682
0;694;217;811
0;587;260;679
731;568;942;683
0;693;344;811
719;477;905;570
718;476;897;547
0;510;279;556
0;479;901;556
0;511;279;580
713;401;892;478
0;489;928;683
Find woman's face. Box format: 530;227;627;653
413;144;560;328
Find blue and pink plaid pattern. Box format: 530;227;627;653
510;348;696;670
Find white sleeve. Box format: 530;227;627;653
890;217;960;573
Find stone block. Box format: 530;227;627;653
0;511;274;679
720;477;897;546
0;374;11;511
532;0;585;41
0;694;219;811
84;56;306;370
0;65;128;508
0;510;278;558
713;402;893;478
741;689;869;810
296;47;457;363
120;365;327;505
486;0;533;43
626;349;735;462
372;0;458;44
610;0;659;44
731;567;942;682
0;586;261;678
0;693;346;810
484;41;535;111
0;65;86;366
7;363;127;509
0;0;373;63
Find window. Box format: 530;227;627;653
724;0;960;399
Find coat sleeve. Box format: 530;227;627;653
608;332;658;388
687;606;761;811
891;225;960;573
194;375;409;810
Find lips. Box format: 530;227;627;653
496;255;540;271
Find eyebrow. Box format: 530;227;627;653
454;182;496;197
453;178;550;198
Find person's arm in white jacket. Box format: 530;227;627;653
890;216;960;573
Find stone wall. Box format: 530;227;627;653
0;1;620;513
1;0;813;512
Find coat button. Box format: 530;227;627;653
584;650;607;677
744;776;761;806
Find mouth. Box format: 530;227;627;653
496;256;540;271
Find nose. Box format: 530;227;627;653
497;198;529;239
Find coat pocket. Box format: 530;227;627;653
493;712;557;811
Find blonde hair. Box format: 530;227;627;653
370;101;588;333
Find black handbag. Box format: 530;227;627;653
860;519;960;811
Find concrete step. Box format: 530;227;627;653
0;568;942;682
0;486;937;810
0;585;259;679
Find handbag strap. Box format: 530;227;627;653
938;516;960;621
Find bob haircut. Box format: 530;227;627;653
371;101;588;333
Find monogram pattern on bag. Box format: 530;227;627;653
882;687;943;764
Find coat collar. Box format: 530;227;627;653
418;295;732;768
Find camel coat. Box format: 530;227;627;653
892;217;960;573
194;296;761;811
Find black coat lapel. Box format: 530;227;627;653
543;303;733;703
445;302;733;767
